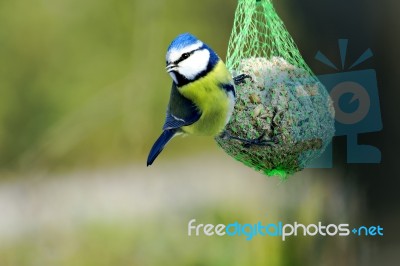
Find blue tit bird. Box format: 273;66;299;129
147;33;236;166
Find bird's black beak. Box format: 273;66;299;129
166;63;177;73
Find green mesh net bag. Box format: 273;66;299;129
215;0;335;179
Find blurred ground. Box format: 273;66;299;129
0;152;379;265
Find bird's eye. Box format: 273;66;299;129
181;53;190;59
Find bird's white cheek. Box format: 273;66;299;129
178;49;210;80
169;72;178;84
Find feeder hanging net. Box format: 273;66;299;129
215;0;335;179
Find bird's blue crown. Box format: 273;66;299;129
167;33;200;51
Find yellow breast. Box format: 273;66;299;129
178;61;234;136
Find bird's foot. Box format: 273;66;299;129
220;131;279;148
233;74;252;85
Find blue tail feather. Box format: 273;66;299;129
147;129;177;166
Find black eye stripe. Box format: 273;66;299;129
173;48;202;65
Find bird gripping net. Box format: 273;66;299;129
216;0;335;179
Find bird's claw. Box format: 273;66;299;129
233;74;253;85
220;130;279;148
242;132;278;148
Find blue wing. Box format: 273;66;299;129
162;82;201;130
221;83;235;97
147;83;201;166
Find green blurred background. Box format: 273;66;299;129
0;0;399;265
